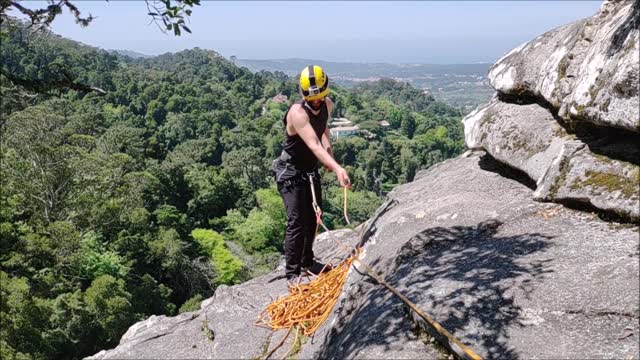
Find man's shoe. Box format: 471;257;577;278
286;274;301;287
303;261;333;276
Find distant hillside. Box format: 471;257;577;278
237;58;490;77
237;58;493;112
110;49;151;59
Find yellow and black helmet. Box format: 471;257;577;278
299;65;329;101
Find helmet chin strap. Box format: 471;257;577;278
304;99;324;112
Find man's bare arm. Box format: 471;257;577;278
322;127;333;156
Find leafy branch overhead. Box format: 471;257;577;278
0;0;200;35
0;0;200;95
0;0;94;29
146;0;200;36
1;63;106;95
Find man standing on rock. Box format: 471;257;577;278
272;65;351;285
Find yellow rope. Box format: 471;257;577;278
343;186;350;225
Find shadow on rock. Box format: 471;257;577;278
607;0;639;57
320;278;432;359
323;220;554;359
394;220;554;359
477;154;537;189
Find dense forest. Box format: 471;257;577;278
0;19;465;359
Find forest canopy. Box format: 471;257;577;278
0;19;465;359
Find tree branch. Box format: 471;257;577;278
1;68;106;95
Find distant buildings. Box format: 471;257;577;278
330;125;360;139
271;94;288;103
329;118;353;128
329;117;360;139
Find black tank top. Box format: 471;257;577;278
282;100;328;172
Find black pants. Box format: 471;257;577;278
278;177;322;278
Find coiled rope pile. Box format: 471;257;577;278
255;248;359;337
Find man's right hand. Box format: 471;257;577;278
335;167;351;188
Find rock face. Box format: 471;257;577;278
88;153;640;360
465;0;640;222
534;140;640;218
487;0;639;132
464;97;568;183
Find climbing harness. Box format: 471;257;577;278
256;185;483;360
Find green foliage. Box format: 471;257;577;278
153;205;187;229
192;229;244;285
211;240;244;285
47;290;94;358
179;294;203;313
354;78;435;112
0;272;44;359
185;166;244;226
222;147;270;191
84;275;134;343
192;228;223;253
326;188;383;227
400;113;416;139
0;21;466;359
150;228;186;272
255;187;286;240
2;103;76;225
231;209;279;254
128;273;176;317
73;231;130;281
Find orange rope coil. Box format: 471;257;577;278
255;248;359;337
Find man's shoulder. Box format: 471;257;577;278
288;104;310;123
289;102;304;112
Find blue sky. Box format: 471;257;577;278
26;1;602;63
